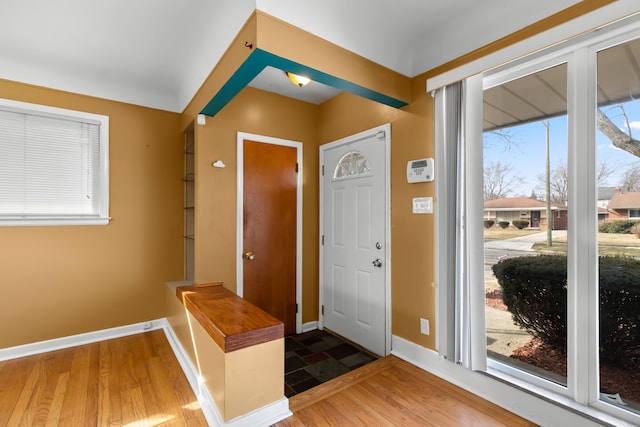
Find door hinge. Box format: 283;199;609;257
295;163;299;173
321;235;324;245
321;305;324;315
295;303;299;314
322;165;324;176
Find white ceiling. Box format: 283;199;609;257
0;0;583;112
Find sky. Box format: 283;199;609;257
483;99;640;198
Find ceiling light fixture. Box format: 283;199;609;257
285;72;311;87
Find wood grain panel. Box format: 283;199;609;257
177;283;284;352
243;139;298;335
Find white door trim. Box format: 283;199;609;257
236;132;303;334
319;123;392;355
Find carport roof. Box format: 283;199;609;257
483;37;640;132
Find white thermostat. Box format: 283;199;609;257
407;158;434;183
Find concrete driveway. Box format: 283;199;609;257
484;230;567;251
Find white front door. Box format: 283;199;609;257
320;124;390;356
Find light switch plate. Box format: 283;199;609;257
420;318;430;335
413;197;432;214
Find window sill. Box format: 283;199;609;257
0;217;111;227
485;366;638;427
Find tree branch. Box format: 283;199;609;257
597;109;640;157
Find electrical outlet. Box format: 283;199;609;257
420;318;430;335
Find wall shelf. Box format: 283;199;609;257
184;125;195;281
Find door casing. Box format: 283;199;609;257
236;132;303;334
319;123;392;355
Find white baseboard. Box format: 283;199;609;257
391;335;630;427
0;318;165;362
223;398;292;427
301;321;318;333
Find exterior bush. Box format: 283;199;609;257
498;221;510;229
598;256;640;367
492;255;640;368
631;224;640;239
512;220;529;229
484;220;495;229
492;255;567;350
599;220;640;234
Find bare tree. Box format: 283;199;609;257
596;161;615;186
530;189;541;200
620;164;640;191
540;163;568;206
483;161;525;200
537;160;613;205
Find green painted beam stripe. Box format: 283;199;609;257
199;49;270;117
263;51;408;109
200;48;408;117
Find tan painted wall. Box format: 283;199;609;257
0;79;184;349
192;87;320;324
192;87;436;347
186;12;433;345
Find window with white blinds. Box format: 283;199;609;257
0;98;109;226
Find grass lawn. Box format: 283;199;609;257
484;228;541;240
532;232;640;257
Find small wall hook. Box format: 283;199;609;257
245;41;253;49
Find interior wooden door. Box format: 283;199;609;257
242;139;297;335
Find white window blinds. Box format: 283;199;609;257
0;99;109;226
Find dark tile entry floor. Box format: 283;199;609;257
284;329;377;397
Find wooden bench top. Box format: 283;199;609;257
176;283;284;353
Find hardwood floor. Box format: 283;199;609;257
0;330;207;426
1;330;538;427
274;355;538;427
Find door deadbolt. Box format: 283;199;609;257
372;258;382;268
244;252;255;260
376;242;382;250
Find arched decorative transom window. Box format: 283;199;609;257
333;151;371;179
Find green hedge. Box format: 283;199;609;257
484;220;495;229
512;220;529;229
492;255;640;368
498;221;510;229
599;220;640;234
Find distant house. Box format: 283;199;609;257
483;197;568;230
598;186;616;209
605;188;640;220
598;207;610;223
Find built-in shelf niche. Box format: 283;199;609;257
184;124;195;281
